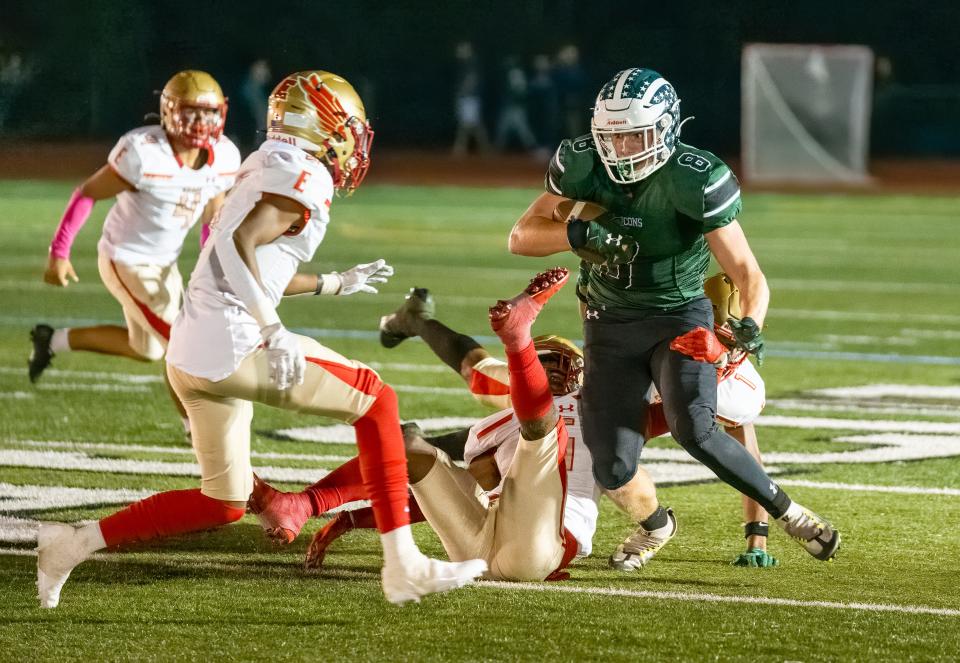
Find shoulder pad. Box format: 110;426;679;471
107;131;149;188
669;144;742;226
545;135;600;199
260;146;334;213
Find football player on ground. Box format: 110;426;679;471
379;272;776;567
34;71;486;609
508;67;840;563
30;70;240;437
251;272;595;576
251;270;774;571
275;268;581;580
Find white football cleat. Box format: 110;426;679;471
381;555;487;605
777;501;841;561
609;508;677;571
36;522;90;608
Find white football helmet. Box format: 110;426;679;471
591;68;682;183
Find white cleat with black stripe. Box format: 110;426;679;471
609;508;677;571
777;502;841;561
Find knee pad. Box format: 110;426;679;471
592;456;638;491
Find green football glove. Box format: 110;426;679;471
732;548;779;568
726;316;765;366
567;214;640;266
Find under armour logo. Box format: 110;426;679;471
605;234;623;245
585;310;599;320
769;482;778;495
558;404;575;413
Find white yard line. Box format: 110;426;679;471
777;479;960;496
0;367;163;383
812;384;960;400
757;414;960;434
766;398;960;418
0;449;331;484
3;546;954;617
479;581;960;618
7;439;356;463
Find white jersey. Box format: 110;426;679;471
167;140;334;381
98;126;240;266
648;356;766;429
464;390;600;557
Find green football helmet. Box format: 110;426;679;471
591;68;682;183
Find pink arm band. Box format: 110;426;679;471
200;222;211;248
49;188;95;260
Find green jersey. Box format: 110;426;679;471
546;135;742;310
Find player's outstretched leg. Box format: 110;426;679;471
247;475;314;545
379;287;435;348
488;267;569;351
776;501;841;561
28;324;55;383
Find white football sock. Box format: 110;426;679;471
50;328;72;353
77;522;106;555
380;525;422;569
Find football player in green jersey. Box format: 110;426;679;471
509;67;840;562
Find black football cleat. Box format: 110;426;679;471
379;287;435;349
28;324;55;383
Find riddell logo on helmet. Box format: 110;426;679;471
607;119;629;126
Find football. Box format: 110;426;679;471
552;198;607;223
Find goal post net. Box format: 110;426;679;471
742;44;874;184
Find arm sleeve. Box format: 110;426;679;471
211;215;282;331
49;188;95;260
107;135;144;189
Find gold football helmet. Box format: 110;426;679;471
266;70;373;193
704;272;742;323
160;70;227;150
534;334;584;396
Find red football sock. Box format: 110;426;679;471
506;341;553;421
98;488;245;547
353;385;411;534
304;456;368;516
346;493;426;530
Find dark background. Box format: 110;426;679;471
2;0;958;156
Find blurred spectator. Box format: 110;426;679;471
452;41;489;156
527;54;559;158
0;47;30;131
239;59;271;150
553;44;587;138
494;56;537;153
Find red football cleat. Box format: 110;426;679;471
304;511;355;570
247;474;312;545
489;267;569;351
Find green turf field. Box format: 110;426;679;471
1;180;959;661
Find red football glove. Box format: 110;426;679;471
670;327;728;365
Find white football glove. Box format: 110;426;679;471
335;259;394;296
261;323;305;390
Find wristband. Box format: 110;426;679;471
316;272;342;295
566;219;589;249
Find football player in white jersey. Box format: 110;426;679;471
30;70;241;435
34;71;486;609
